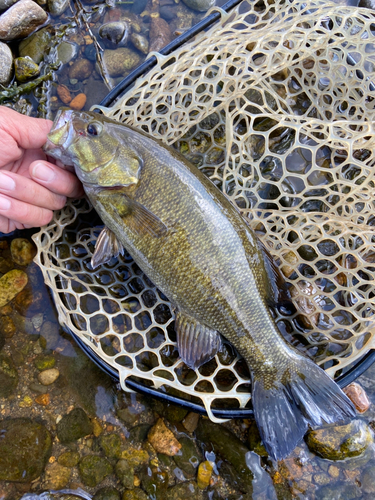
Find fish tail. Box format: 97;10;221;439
252;356;356;461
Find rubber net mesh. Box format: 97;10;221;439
34;0;375;419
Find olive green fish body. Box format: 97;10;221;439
45;109;355;460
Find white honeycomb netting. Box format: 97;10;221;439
34;0;375;418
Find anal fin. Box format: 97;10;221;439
91;226;125;269
175;311;222;370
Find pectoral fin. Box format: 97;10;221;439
114;195;168;238
91;226;125;269
175;311;222;369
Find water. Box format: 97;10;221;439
1;0;375;498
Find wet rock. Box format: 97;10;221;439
0;418;51;482
122;489;149;500
70;92;87;110
92;418;104;437
0;0;48;41
11;238;37;265
18;27;51;64
117;407;139;427
0;41;12;84
163;404;188;423
141;465;169;499
130;33;148;54
14;287;45;316
58;450;80;468
148;418;182;456
343;382;370;413
0;352;18;397
361;464;375;494
57;407;93;443
40;320;60;349
149;17;172;53
56;40;79;65
182;0;215;11
165;482;200;500
35;393;50;406
0;315;16;338
160;5;177;21
79;455;113;487
103;47;141;77
197;460;213;489
128;423;152;445
42;461;71;489
100;433;122;459
94;487;121;500
121;446;149;468
56;83;72;104
38;367;59;385
305;420;373;460
34;353;56;371
195;419;253;490
99;21;130;46
48;0;69;15
0;0;19;9
68;58;93;80
115;458;134;488
247;419;268;457
29;381;47;394
182;412;200;433
0;269;28;307
173;437;201;478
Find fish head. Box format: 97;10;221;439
44;108;142;189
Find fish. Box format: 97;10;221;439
44;109;356;460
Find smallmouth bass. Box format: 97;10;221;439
44;109;355;460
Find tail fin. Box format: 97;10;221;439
252;356;356;461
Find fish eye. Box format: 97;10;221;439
87;123;102;136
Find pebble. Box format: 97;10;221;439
103;47;141;77
197;460;214;489
70;93;87;110
19;395;33;408
93;488;120;500
122;490;149;500
99;21;130;46
343;382;370;413
58;450;80;468
35;393;50;406
0;0;48;41
361;465;375;494
56;41;79;65
0;41;12;84
0;315;16;338
182;411;200;433
120;447;149;468
42;461;71;489
47;0;69;15
182;0;215;11
306;420;373;460
79;455;113;487
39;320;60;350
34;354;56;371
147;418;182;456
1;354;21;397
149;17;172;53
100;433;122;459
18;27;51;64
57;407;93;443
68;58;93;80
38;367;60;386
130;33;148;54
0;269;28;307
115;458;134;488
14;56;39;82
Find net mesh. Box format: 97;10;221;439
34;0;375;419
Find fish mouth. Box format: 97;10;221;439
43;108;76;166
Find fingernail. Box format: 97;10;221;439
0;196;11;211
32;163;56;182
0;173;16;191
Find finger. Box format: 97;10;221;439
0;171;66;210
29;160;84;199
0;106;52;150
0;194;53;229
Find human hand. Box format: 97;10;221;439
0;106;83;233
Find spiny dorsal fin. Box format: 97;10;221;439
175;311;222;370
91;226;125;269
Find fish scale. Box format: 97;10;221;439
44;109;356;460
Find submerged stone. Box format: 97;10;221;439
121;446;149;468
34;353;56;371
57;41;79;65
173;436;201;478
58;450;80;468
343;382;370;413
99;21;129;46
148;418;181;456
181;0;215;11
122;489;149;500
100;433;122;459
197;460;213;489
103;47;140;77
0;41;12;85
115;458;134;488
305;420;373;460
0;0;48;41
79;455;113;487
47;0;69;15
14;56;40;81
19;27;52;64
0;352;18;397
0;269;28;307
57;407;93;443
165;482;200;500
93;487;120;500
38;367;59;386
0;418;51;482
140;465;169;499
10;238;37;264
42;461;71;489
